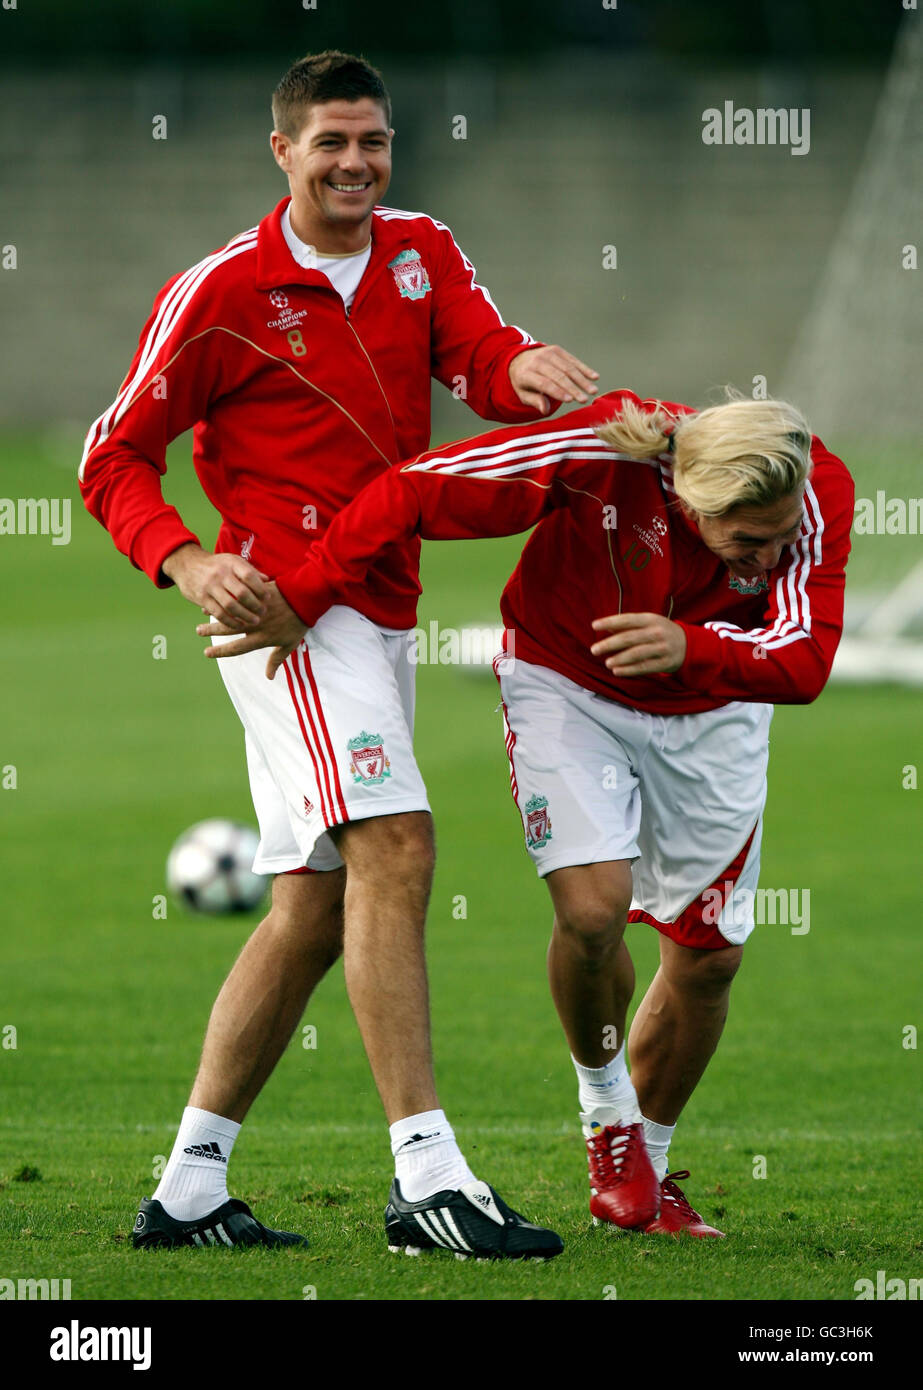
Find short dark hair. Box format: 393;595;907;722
272;50;391;138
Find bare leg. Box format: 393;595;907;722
189;868;346;1123
332;810;439;1124
545;861;635;1068
628;936;743;1126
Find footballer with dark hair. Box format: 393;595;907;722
81;49;597;1258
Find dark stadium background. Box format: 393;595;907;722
0;0;904;60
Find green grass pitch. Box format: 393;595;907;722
0;431;920;1302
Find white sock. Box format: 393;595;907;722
151;1106;241;1221
390;1109;476;1202
642;1115;675;1183
572;1046;641;1124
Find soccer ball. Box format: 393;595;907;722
166;819;267;914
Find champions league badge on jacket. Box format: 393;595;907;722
348;731;392;785
389;249;431;300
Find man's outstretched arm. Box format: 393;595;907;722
199;397;623;678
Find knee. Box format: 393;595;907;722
338;812;435;887
382;815;436;882
269;893;345;967
549;862;633;960
667;944;744;997
554;894;631;959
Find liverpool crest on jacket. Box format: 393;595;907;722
728;572;769;595
389;249;431;300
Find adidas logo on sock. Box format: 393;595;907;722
401;1131;440;1147
183;1142;227;1163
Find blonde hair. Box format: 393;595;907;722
595;392;812;517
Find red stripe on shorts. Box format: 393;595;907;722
296;648;349;822
628;823;758;950
282;659;335;825
502;703;520;804
290;653;342;823
492;655;520;806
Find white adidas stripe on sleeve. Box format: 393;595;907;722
79;230;258;480
402;426;625;481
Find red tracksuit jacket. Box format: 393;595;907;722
281;390;855;715
79;197;547;613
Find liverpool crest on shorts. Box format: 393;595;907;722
347;731;392;785
524;793;552;848
389;249;431;300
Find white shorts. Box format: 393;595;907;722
496;656;773;949
215;606;430;874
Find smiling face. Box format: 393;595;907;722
270;98;393;252
686;492;806;579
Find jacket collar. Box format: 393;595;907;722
255;196;418;293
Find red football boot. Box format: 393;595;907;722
642;1170;725;1238
583;1109;661;1230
